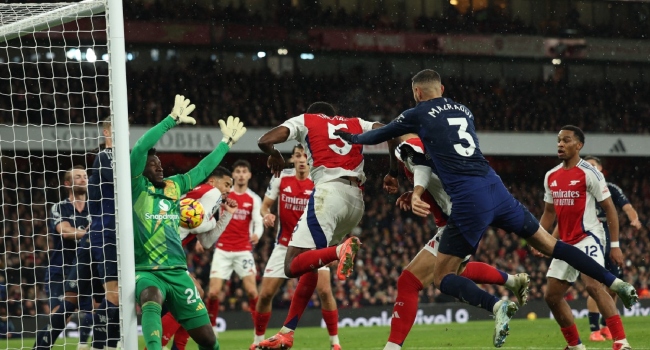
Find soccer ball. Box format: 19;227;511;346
179;198;205;229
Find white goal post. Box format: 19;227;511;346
0;0;136;349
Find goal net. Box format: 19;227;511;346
0;1;135;349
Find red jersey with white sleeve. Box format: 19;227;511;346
180;183;233;247
280;113;375;185
216;188;263;252
544;159;611;245
395;137;451;228
265;168;314;247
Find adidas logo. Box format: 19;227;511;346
392;311;400;319
610;138;626;153
283;186;292;193
550;180;557;187
151;330;160;337
196;303;205;311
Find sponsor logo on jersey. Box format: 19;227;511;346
145;199;179;223
552;190;580;206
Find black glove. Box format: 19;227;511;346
333;130;354;144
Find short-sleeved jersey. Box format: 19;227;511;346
216;189;263;252
47;199;91;278
351;97;496;198
544;159;611;244
265;169;314;246
281;113;375;185
395;138;451;228
88;148;115;243
180;183;223;246
596;182;630;223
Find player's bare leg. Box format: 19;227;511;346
186;324;219;350
166;276;204;350
242;274;260;342
253;277;285;349
581;275;630;348
526;228;638;308
316;269;340;350
544;278;584;349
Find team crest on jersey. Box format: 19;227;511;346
243;202;252;208
569;180;581;186
304;190;313;195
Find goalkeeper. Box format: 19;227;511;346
131;95;246;350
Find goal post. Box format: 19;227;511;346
0;0;136;348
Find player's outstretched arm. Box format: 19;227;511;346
179;116;247;194
130;95;196;178
197;198;237;248
258;125;291;177
334;116;414;145
622;203;642;229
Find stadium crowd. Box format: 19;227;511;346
1;152;649;320
3;62;650;134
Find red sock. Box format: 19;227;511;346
460;262;508;285
249;296;259;324
289;247;338;277
207;298;219;327
173;327;190;350
283;271;319;330
321;309;339;336
605;315;626;341
160;312;181;346
560;324;581;346
387;270;423;346
255;311;272;336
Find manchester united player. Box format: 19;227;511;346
155;166;237;350
207;159;263;334
384;135;530;350
583;156;642;342
251;144;341;350
539;126;631;350
257;101;389;350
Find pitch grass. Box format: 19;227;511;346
4;317;650;349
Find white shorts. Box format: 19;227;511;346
422;226;471;263
263;245;328;278
289;181;364;249
210;248;256;280
546;235;605;283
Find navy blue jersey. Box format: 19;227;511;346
597;182;630;242
47;199;90;280
351;97;495;197
88;148;115;244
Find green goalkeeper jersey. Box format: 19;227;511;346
131;116;230;271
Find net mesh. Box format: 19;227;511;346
0;1;116;349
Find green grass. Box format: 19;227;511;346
4;316;650;349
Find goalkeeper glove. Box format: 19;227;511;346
333;130;354;144
170;94;196;125
219;116;247;147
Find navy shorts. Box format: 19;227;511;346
90;230;118;282
65;241;105;307
439;180;539;259
45;272;65;310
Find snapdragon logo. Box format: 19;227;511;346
145;199;179;220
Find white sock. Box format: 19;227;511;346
280;326;294;334
254;334;265;344
492;299;504;314
384;342;402;350
330;335;340;345
504;275;516;289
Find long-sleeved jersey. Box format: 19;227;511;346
180;183;233;248
131;116;230;271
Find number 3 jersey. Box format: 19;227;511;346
265;169;315;246
544;159;611;245
280;113;375;185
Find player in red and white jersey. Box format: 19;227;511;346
251;144;342;350
207;159;263;335
155;166;237;350
539;125;631;350
256;102;387;350
383;135;530;350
